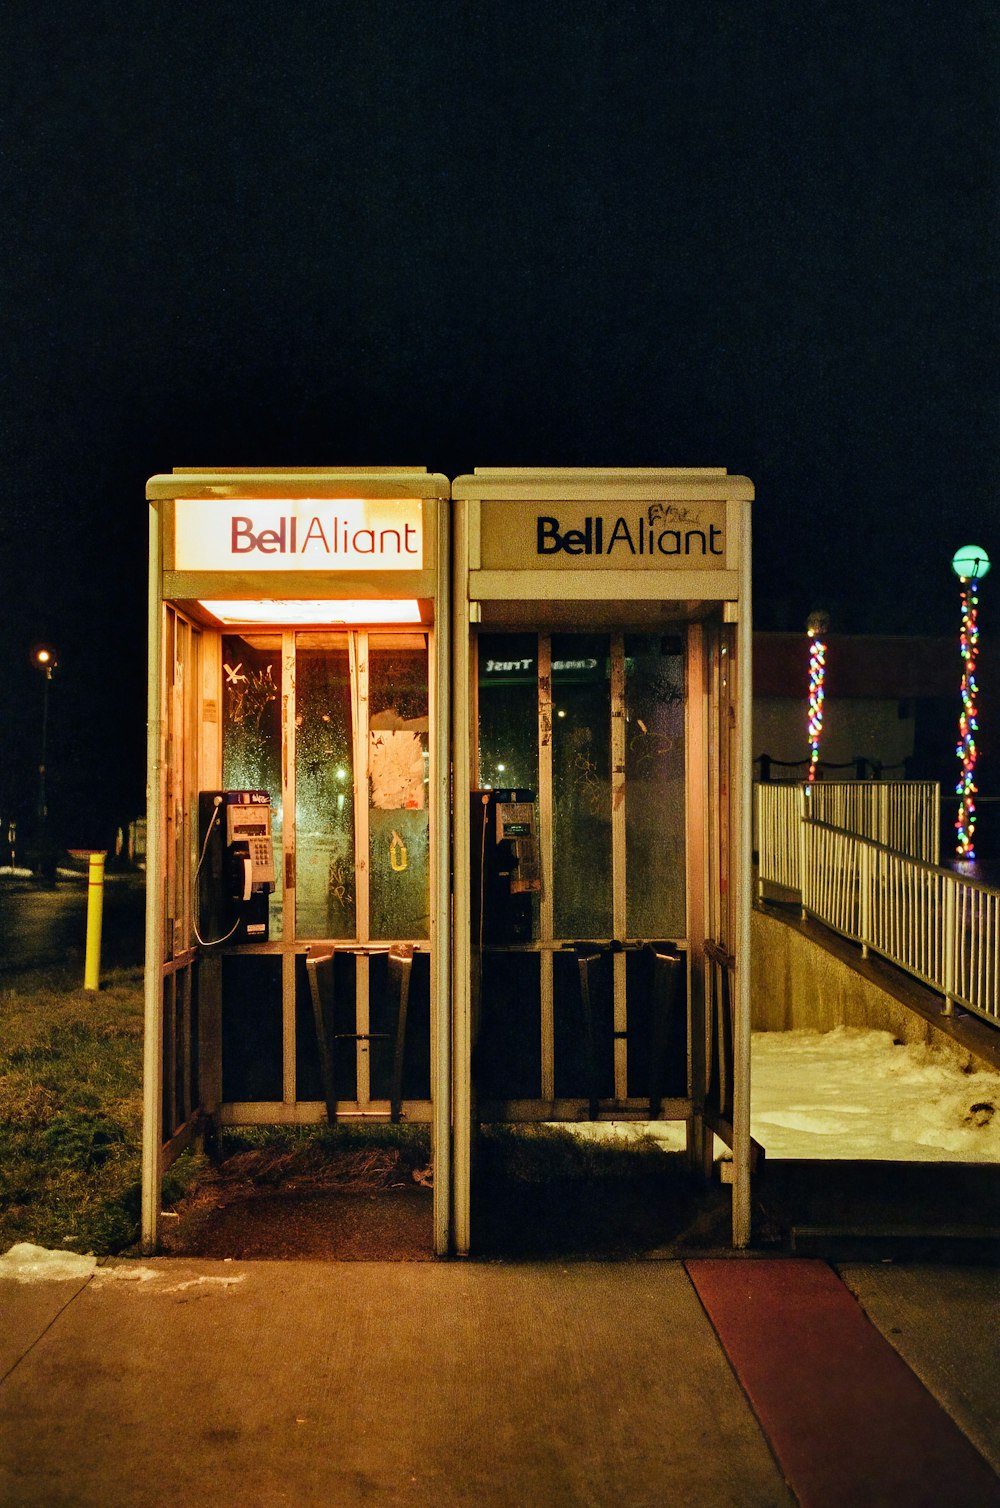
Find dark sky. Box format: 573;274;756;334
1;2;997;843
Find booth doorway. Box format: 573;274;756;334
211;627;435;1122
143;467;452;1258
154;619;440;1260
472;630;690;1119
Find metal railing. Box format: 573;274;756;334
800;819;999;1027
808;781;940;865
755;781;940;893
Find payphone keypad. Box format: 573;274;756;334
250;837;273;874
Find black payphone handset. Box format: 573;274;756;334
471;788;541;946
196;790;276;945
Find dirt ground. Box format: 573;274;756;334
158;1137;750;1261
159;1144;436;1260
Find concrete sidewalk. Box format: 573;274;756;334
1;1257;997;1507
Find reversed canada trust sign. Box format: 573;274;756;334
479;500;728;570
173;498;424;571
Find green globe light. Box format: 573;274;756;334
951;545;991;580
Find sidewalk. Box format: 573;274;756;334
1;1256;998;1507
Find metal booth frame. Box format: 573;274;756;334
142;465;754;1256
450;468;755;1251
142;468;452;1255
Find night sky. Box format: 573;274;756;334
2;2;996;847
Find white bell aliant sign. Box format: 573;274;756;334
174;498;424;571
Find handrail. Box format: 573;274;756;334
800;818;999;1027
755;780;940;893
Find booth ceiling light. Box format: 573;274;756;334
198;599;424;626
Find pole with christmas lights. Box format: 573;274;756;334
806;611;829;783
951;545;990;861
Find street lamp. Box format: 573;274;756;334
951;547;990;861
31;644;58;876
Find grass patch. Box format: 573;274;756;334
202;1123;432;1194
0;968;144;1255
470;1125;712;1258
476;1123;678;1184
219;1121;430;1161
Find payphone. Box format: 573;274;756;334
470;789;541;945
197;789;276;944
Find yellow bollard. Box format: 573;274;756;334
84;851;106;991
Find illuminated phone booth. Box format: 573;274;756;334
451;469;756;1251
141;468;452;1254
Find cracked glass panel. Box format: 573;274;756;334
295;634;356;939
624;635;686;937
368;634;430;940
552;634;612;938
222;633;283;932
476;633;539;793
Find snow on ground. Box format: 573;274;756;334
751;1027;1000;1161
560;1027;1000;1163
0;1244;248;1291
0;1243;97;1282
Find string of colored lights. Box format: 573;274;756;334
955;573;981;859
807;632;826;783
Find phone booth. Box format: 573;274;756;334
450;468;755;1251
142;468;452;1254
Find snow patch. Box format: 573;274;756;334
159;1274;246;1293
0;1243;97;1283
91;1266;160;1285
752;1028;1000;1161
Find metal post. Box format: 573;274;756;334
431;495;452;1257
37;669;49;836
84;851;106;990
451;497;473;1256
732;501;754;1250
859;840;871;960
685;621;710;1177
141;504;165;1254
33;649;57;880
799;785;809;919
942;877;956;1015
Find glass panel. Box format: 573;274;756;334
163;608;177;956
719;624;737;948
221;633;283;933
477;633;539;792
173;618;188;955
295;634;356;939
552;635;612;937
183;622;202;953
368;635;430;940
624;635;687;937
